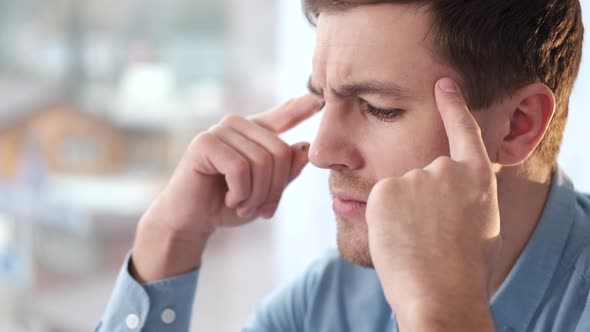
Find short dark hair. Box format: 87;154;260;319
303;0;584;166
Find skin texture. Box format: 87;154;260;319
308;4;492;267
308;2;553;280
307;4;555;330
131;95;322;283
366;78;500;331
131;3;557;331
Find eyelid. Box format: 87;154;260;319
307;86;322;96
308;89;322;97
306;80;323;97
365;103;404;122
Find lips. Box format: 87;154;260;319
331;190;367;219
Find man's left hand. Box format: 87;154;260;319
366;78;501;331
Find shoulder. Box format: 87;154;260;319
569;191;590;279
288;249;388;329
304;248;369;280
276;248;378;301
258;248;382;312
243;249;382;331
296;249;386;316
575;191;590;216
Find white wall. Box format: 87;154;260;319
559;1;590;192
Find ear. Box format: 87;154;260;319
496;83;555;166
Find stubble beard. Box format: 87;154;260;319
330;170;376;268
336;215;374;268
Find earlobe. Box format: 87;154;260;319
496;84;555;166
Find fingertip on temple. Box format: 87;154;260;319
437;78;459;93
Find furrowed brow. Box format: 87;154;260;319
336;80;413;100
306;76;322;96
307;76;412;100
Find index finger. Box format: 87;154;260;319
435;78;489;164
250;94;323;134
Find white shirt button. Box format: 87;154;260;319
126;313;140;330
161;308;176;324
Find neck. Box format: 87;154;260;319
490;159;554;295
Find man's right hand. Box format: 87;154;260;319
130;94;322;283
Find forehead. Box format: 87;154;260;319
313;3;449;94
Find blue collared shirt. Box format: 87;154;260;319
97;169;590;331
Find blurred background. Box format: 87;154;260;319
0;0;588;331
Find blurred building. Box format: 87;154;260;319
0;78;177;177
0;79;157;281
0;93;122;180
0;0;283;331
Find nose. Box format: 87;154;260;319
308;103;363;170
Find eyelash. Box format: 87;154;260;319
365;104;403;122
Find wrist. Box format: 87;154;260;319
130;213;211;284
394;289;494;332
383;259;491;309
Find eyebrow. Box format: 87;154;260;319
307;76;413;100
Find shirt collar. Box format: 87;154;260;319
490;168;577;331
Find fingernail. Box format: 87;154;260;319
238;208;257;219
260;203;278;218
438;78;458;93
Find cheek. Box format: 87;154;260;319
363;111;449;178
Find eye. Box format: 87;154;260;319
365;104;404;122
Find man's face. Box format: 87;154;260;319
308;4;498;267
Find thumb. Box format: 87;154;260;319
288;142;310;182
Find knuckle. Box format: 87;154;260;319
369;178;398;208
469;158;493;178
273;142;292;160
404;168;426;181
207;123;224;135
191;132;213;148
221;114;243;127
431;156;455;175
473;167;495;190
373;177;398;195
231;158;250;177
253;149;273;167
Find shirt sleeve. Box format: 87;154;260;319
95;252;199;332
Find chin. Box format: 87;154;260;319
336;216;374;268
